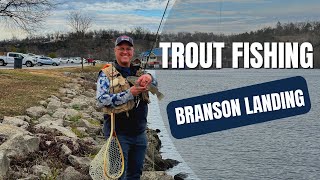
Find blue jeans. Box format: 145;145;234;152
116;133;147;180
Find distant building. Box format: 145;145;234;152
140;48;172;68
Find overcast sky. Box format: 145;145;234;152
164;0;320;34
0;0;319;40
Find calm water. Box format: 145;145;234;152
149;69;320;180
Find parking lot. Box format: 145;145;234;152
0;63;91;70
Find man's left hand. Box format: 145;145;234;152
137;74;152;87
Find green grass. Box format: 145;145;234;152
0;70;67;118
87;118;101;126
87;153;97;159
71;104;81;110
69;114;82;122
71;126;87;138
0;65;104;119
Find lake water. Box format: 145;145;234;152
147;69;320;180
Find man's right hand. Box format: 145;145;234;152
130;86;147;96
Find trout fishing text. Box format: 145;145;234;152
159;42;313;69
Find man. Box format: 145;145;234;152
96;35;157;180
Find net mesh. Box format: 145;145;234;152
89;143;111;180
89;137;124;180
104;136;124;178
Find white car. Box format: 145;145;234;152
69;57;82;64
0;52;37;67
59;58;70;64
53;58;62;63
37;57;60;66
0;55;15;66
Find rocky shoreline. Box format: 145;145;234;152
0;72;182;179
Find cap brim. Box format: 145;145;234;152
116;40;133;46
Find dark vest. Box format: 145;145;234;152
102;63;149;136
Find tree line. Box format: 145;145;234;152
1;1;319;68
0;21;319;68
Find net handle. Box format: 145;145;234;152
110;113;115;137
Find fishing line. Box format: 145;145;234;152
143;0;170;70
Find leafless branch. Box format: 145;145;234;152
0;0;57;32
67;11;92;35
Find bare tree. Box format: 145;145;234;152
67;11;92;35
67;11;93;70
0;0;56;32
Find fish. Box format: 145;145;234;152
126;76;164;100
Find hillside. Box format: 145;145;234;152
1;21;319;68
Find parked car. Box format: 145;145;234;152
52;58;62;63
23;54;38;66
0;52;37;67
37;57;60;66
60;58;70;64
69;57;82;64
0;54;15;66
28;53;44;59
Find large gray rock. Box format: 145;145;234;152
53;108;81;120
87;89;95;94
79;119;101;134
31;165;52;178
0;134;40;158
53;126;77;138
80;113;92;120
47;95;60;102
26;106;47;118
0;151;9;178
64;109;82;120
70;95;96;110
60;97;72;103
52;108;67;119
69;96;90;110
35;119;64;129
174;172;188;180
68;155;91;170
91;111;104;123
55;136;80;152
83;91;95;98
61;87;73;94
39;100;48;107
141;171;174;180
82;137;98;146
47;99;62;113
14;116;32;123
60;144;72;156
65;83;81;90
35;123;77;138
0;124;30;138
17;174;38;180
61;102;69;109
59;88;76;96
82;106;96;114
2;116;29;129
57;166;90;180
38;114;55;123
76;127;87;134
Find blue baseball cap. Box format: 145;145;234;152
115;35;134;46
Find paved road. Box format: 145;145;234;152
0;63;91;70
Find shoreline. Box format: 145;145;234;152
146;82;196;180
0;71;181;179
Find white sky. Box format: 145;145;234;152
1;0;319;40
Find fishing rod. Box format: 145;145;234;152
143;0;170;70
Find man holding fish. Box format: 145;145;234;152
96;35;160;180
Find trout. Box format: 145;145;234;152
127;76;164;100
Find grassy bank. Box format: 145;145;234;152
0;65;104;119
